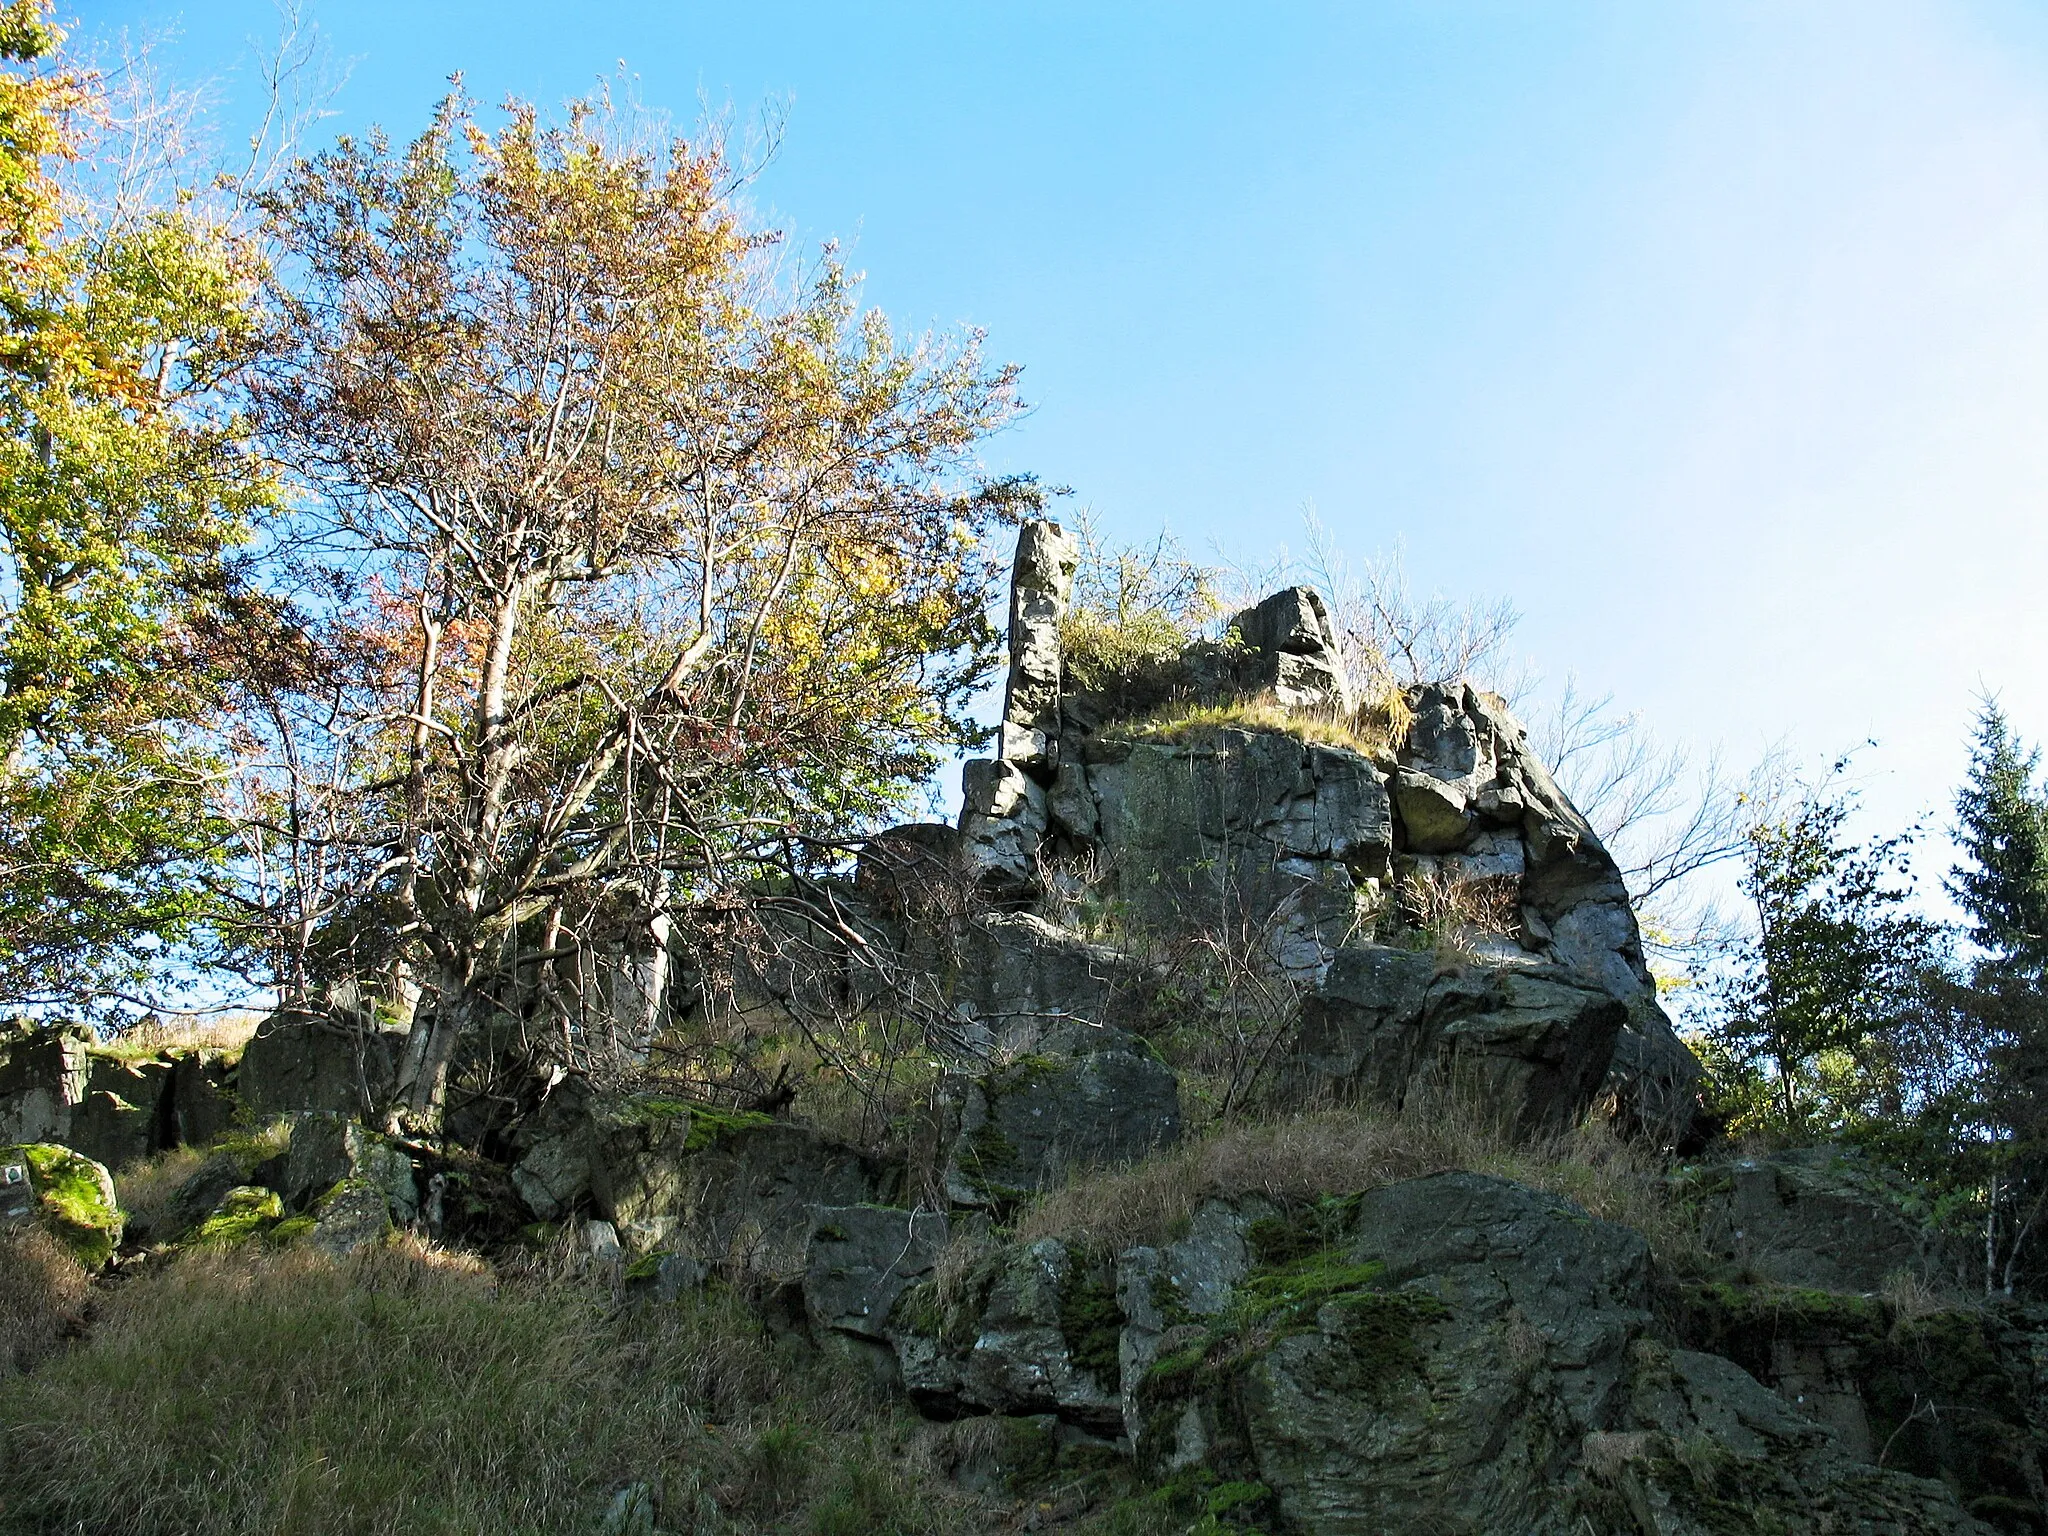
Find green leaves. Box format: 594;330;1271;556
1950;701;2048;982
1704;771;1942;1139
0;4;279;1014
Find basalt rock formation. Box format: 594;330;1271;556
23;524;2040;1533
948;518;1700;1144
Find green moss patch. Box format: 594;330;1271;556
185;1186;285;1248
606;1096;775;1152
268;1214;317;1245
9;1142;123;1268
1058;1249;1124;1385
1094;1466;1282;1535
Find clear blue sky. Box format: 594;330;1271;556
84;0;2048;891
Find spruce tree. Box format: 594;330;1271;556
1951;702;2048;980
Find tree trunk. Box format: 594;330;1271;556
384;960;475;1135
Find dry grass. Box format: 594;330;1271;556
0;1236;976;1536
1880;1267;1968;1327
1014;1089;1709;1272
97;1011;261;1060
1107;691;1406;762
1395;866;1524;961
113;1144;211;1239
0;1229;90;1377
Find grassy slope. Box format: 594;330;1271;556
0;1094;1716;1536
0;1239;970;1536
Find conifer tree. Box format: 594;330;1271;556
1951;700;2048;981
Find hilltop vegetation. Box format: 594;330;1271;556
6;7;2048;1535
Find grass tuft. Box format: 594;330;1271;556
0;1229;89;1376
1105;692;1404;761
1012;1088;1709;1273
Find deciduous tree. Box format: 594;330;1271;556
0;0;281;1014
246;88;1026;1127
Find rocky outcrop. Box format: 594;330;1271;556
1081;728;1392;979
283;1112;420;1227
934;523;1701;1139
507;1087;894;1277
0;1028;91;1148
997;519;1080;769
1293;946;1627;1131
1134;1175;1655;1533
1591;1344;1998;1536
239;1008;405;1120
1228;585;1354;715
864;1170;1996;1533
943;1022;1181;1206
883;1233;1126;1434
1666;1281;2048;1520
949;912;1152;1047
1682;1147;1947;1292
0;1026;245;1170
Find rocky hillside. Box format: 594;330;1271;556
3;522;2043;1535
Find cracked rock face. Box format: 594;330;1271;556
940;521;1700;1140
997;520;1079;770
1078;728;1393;981
859;1171;1996;1534
942;1022;1181;1207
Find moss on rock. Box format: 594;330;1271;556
184;1186;285;1248
1057;1247;1123;1386
6;1142;122;1268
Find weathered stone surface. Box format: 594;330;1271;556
1115;1198;1273;1440
0;1027;90;1147
1;1142;122;1267
305;1177;394;1257
1668;1282;2048;1515
283;1113;418;1225
958;758;1049;894
1091;729;1391;980
585;1105;888;1278
1389;767;1473;852
507;1080;596;1222
1591;1345;1996;1536
1294;946;1627;1131
0;1028;241;1168
855;823;962;919
1684;1148;1942;1293
951;912;1148;1047
905;1237;1124;1433
1179;1179;1638;1536
946;1024;1180;1205
63;1091;155;1170
1123;1173;1990;1535
166;1051;237;1150
181;1184;285;1247
239;1009;405;1119
1293;945;1441;1103
157;1150;267;1244
1229;586;1354;715
999;519;1080;768
804;1204;948;1341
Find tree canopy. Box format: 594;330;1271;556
0;0;277;1015
242;88;1027;1123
